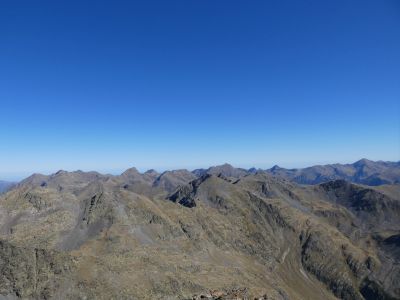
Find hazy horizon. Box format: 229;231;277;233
1;157;399;182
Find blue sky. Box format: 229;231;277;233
0;0;399;180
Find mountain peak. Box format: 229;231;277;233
55;170;68;175
121;167;140;176
221;163;234;167
248;167;258;173
353;158;373;166
270;165;282;171
209;163;235;170
206;163;248;178
19;173;48;186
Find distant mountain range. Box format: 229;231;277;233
195;159;400;186
0;159;399;299
2;159;398;192
264;158;400;185
0;180;15;194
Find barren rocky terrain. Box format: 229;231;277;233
0;160;399;299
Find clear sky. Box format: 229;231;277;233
1;0;399;180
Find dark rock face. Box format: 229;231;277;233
381;234;400;259
319;180;400;230
360;278;398;300
167;174;211;208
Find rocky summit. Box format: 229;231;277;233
0;160;399;299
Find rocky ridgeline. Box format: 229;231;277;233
0;162;398;299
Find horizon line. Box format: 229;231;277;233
1;157;399;182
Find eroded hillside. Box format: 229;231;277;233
0;164;399;299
